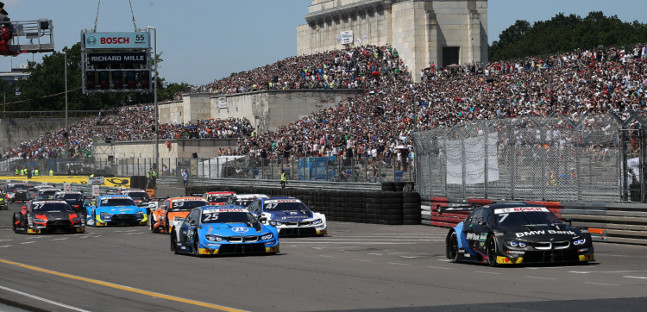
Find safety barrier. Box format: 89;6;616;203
421;197;647;245
186;183;421;225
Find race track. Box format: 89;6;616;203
1;191;646;312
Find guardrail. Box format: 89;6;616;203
421;196;647;245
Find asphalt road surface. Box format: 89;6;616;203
1;191;646;312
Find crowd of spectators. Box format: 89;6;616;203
2;105;254;160
3;43;647;167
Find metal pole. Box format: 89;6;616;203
64;52;68;129
147;26;159;172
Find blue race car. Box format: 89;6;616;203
444;202;595;266
86;195;148;226
248;196;327;236
171;205;279;256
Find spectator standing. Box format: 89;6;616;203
181;169;189;187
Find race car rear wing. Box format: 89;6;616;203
437;203;477;214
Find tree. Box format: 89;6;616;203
489;12;647;61
6;42;187;112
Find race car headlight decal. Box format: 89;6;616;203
34;218;48;223
507;241;527;248
312;219;323;225
269;220;282;226
573;238;586;245
135;211;144;217
261;233;274;240
205;235;223;242
100;212;111;218
71;217;81;222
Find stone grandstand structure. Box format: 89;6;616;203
297;0;488;82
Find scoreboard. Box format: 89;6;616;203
81;30;153;94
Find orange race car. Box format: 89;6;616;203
150;196;209;234
202;191;236;206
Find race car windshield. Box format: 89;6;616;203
208;196;231;203
201;211;259;225
235;200;254;207
125;192;148;200
11;185;28;191
63;194;84;201
497;211;562;227
102;198;136;206
171;200;208;211
263;202;307;211
33;203;72;212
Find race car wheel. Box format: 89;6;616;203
447;231;459;262
170;231;178;254
150;216;157;233
486;234;498;267
12;214;20;233
192;237;201;257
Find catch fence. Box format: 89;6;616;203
412;111;647;203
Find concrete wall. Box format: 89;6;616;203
159;90;361;134
297;0;488;82
0;117;82;154
95;138;240;161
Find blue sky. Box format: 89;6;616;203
1;0;646;85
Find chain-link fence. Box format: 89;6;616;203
0;154;414;184
413;111;647;203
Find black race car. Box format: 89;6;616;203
13;200;86;234
444;202;595;266
54;191;87;218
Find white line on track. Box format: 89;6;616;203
595;253;631;258
387;262;410;266
0;284;91;312
0;245;11;248
475;271;500;275
0;239;12;242
124;232;144;235
427;266;452;270
352;259;373;262
52;238;69;241
284;241;418;245
367;253;383;256
20;241;36;245
525;276;557;280
319;255;336;258
623;276;647;280
114;229;139;233
584;282;620;286
436;258;450;262
400;256;422;259
569;270;640;274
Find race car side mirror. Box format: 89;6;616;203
189;220;197;226
258;215;267;223
478;221;487;227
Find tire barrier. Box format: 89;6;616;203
130;176;147;189
186;184;422;225
420;196;647;245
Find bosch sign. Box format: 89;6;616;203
84;32;150;49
